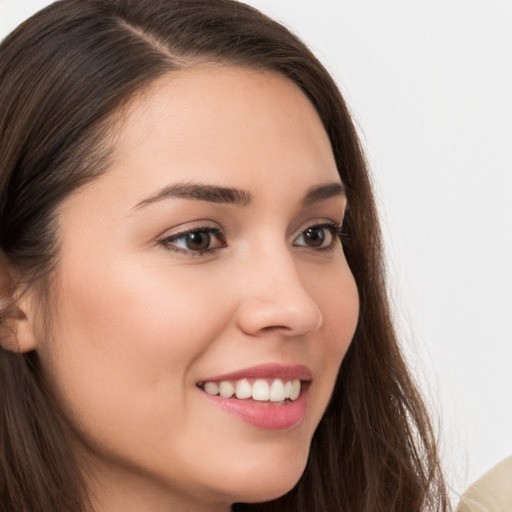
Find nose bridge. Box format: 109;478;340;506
235;241;323;336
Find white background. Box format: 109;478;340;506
1;0;511;505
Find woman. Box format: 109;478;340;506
0;1;449;511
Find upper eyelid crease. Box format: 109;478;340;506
159;220;221;237
163;226;223;240
130;181;346;212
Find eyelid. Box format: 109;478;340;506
292;219;344;250
157;220;221;240
292;218;342;239
158;221;226;256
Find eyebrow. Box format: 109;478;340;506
301;182;345;207
133;182;252;209
132;181;345;210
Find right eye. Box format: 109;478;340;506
160;227;226;255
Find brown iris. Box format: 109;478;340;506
303;227;325;248
185;231;211;251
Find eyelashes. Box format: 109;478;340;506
159;221;347;257
160;226;227;255
293;222;343;250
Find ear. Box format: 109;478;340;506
0;252;38;353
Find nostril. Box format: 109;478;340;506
260;325;291;333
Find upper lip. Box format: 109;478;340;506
198;363;313;383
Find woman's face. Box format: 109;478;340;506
35;66;359;511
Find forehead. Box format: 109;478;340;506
121;64;331;163
67;65;340;218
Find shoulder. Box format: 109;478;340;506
457;456;512;512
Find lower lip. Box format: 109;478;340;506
201;386;308;430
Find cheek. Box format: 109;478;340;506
307;263;359;408
43;255;232;427
58;257;224;355
314;260;359;350
326;273;359;358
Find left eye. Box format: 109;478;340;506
161;228;226;253
293;223;341;249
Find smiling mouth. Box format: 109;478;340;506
197;378;303;404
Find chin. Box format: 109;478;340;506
223;452;308;505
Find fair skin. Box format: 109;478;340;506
18;66;359;511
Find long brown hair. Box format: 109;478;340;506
0;1;449;511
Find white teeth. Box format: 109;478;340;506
202;378;303;402
284;380;292;399
235;379;252;399
269;379;286;402
204;382;219;396
252;379;270;401
289;379;301;401
219;381;235;398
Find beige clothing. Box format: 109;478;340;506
457;456;512;512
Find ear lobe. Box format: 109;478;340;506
0;253;38;353
9;296;39;353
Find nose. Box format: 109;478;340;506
235;249;323;338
